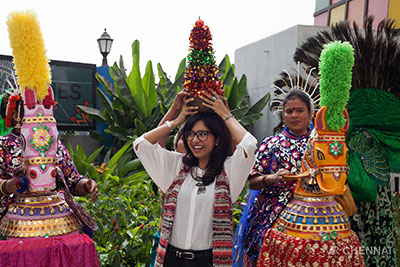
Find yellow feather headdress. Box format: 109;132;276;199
7;10;51;102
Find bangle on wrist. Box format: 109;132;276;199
0;180;10;196
0;181;5;195
224;114;234;121
165;121;174;132
262;175;269;188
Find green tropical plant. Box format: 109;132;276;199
76;40;185;149
77;40;269;150
69;141;161;266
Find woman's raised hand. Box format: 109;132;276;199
200;91;231;120
143;91;198;144
174;95;198;126
171;91;191;111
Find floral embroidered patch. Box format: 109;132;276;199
329;141;343;157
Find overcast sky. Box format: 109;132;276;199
1;0;315;77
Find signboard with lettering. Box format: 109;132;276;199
0;55;96;130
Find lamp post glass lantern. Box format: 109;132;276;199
97;28;113;66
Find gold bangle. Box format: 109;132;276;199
0;181;5;195
224;114;234;121
0;180;10;196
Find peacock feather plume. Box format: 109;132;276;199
294;17;400;98
7;10;51;102
318;41;354;131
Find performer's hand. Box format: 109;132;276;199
4;177;18;195
83;179;99;203
263;169;289;186
5;167;26;195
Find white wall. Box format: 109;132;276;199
235;24;328;142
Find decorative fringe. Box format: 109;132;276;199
7;10;51;102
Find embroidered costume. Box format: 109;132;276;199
256;41;364;266
0;132;84;236
234;63;319;266
0;10;98;266
236;128;311;264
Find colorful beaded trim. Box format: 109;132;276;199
313;135;346;142
27;157;57;165
15;194;62;204
275;195;352;240
23;116;56;124
0;215;80;238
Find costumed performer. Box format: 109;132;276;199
234;65;319;266
0;10;98;267
256;41;364;266
293;17;400;266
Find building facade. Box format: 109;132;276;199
314;0;400;29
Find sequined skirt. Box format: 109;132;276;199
257;228;365;267
274;195;351;240
0;193;80;238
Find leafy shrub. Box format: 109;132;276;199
70;141;161;266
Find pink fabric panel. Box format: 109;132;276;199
348;0;365;27
314;11;329;26
0;234;98;267
368;0;389;28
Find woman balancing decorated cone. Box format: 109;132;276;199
183;18;224;113
134;18;257;267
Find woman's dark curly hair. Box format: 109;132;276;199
0;92;24;126
0;93;11;119
182;113;232;186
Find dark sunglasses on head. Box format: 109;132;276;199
185;130;210;141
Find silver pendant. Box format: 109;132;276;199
196;182;206;194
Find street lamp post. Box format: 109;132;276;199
97;29;113;66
